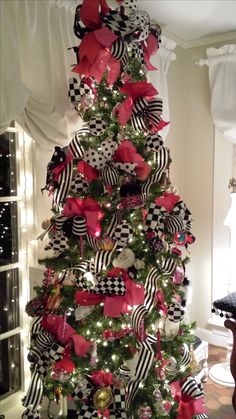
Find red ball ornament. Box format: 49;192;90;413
51;358;75;382
173;232;187;246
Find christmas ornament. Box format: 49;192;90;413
120;179;143;208
99;237;114;251
173;265;185;284
138;404;152;418
113;248;135;269
114;222;133;245
27;351;40;364
167;302;185;323
41;219;51;230
173;231;187;245
21;409;41;419
165;356;177;373
149;237;164;253
51;358;75;382
89;117;107;136
74;305;94;321
55;386;62;404
157;316;180;340
25;296;47;317
93;387;113;410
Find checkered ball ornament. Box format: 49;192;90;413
21;409;40;419
88;117;107;136
114;222;133;245
167;302;185;323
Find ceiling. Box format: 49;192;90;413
138;1;236;47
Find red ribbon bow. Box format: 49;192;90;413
170;381;208;419
113;140;151;181
91;370;113;387
63;197;104;237
155;290;168;315
75;268;144;317
42;314;92;357
118;81;158;126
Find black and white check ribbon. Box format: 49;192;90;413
68;77;92;106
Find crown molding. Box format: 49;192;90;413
161;28;236;49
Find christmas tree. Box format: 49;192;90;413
22;1;208;418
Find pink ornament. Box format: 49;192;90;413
138;405;152;418
173;266;185;284
163;400;172;413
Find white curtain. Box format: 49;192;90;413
198;44;236;144
0;0;175;148
0;0;82;148
148;35;176;139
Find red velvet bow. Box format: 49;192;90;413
73;28;120;84
91;370;113;387
155;192;180;212
118;81;158;126
142;33;158;71
80;0;110;29
170;381;208;419
113;140;151;181
75;268;144;317
63;197;104;237
42;314;92;357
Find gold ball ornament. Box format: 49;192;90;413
93;387;113;411
41;219;51;230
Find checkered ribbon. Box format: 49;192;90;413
131;96;163;131
48;231;69;255
103;10;136;38
144;199;192;237
23;334;65;412
76;275;126;296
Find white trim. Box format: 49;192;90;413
162;28;236;49
196;326;229;348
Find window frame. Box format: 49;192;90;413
0;124;35;408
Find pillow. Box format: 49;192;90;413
212;292;236;319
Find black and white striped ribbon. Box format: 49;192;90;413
181;376;204;399
164;214;184;234
111;38;127;61
131;97;163;131
180;342;192;367
141;146;169;201
23;368;44;412
162;257;176;275
126;335;156;408
69;131;85;158
53;160;73;207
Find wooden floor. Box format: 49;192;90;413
205;345;235;418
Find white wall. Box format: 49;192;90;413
167;40;236;331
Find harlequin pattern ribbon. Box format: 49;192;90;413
23;317;65;412
72;376;127;419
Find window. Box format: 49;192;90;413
212;128;234;303
0;124;34;407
